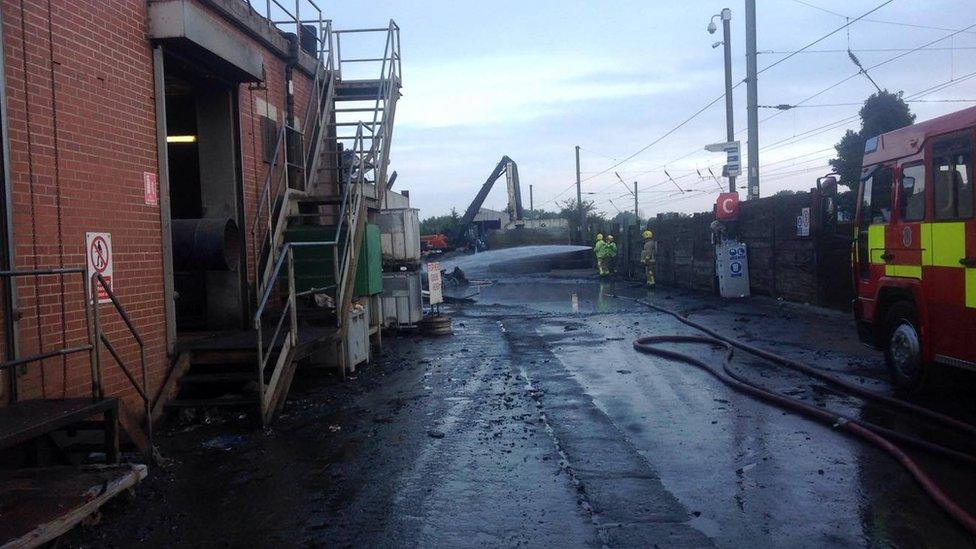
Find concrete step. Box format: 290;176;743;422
164;396;257;410
178;373;254;386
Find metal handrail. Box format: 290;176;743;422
0;268;153;460
91;273;153;460
253;123;368;397
243;0;323;44
0;268;97;403
251;19;336;297
252;20;398;395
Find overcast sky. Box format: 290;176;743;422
325;1;976;219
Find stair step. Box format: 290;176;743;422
66;443;115;455
165;396;257;409
190;349;257;366
179;373;254;385
335;107;384;113
297;197;343;205
62;420;109;432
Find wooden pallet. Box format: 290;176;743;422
0;463;147;548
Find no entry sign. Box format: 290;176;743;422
86;232;113;303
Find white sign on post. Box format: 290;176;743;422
426;261;443;306
796;207;811;237
86;232;113;303
705;141;741;178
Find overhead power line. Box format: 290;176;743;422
757;0;896;76
791;0;976;35
578;0;896;201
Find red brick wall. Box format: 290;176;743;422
2;0;162;411
0;0;319;418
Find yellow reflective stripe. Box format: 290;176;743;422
868;225;886;264
920;223;933;266
930;222;966;268
967;268;976;308
885;264;922;279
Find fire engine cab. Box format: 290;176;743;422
852;106;976;392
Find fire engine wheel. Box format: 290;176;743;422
883;302;927;393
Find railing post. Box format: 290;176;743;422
332;245;340;327
140;342;152;457
82;272;98;402
287;247;298;345
255;313;265;409
90;275;104;400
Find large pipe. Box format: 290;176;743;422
171;218;241;272
625;295;976;535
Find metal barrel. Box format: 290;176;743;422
171;218;241;271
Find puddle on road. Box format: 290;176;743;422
458;279;647;314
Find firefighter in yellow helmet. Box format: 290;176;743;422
640;229;657;288
606;235;618;275
594;234;608;276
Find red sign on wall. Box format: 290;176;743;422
144;172;158;206
715;192;740;220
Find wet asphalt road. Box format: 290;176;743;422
70;247;976;548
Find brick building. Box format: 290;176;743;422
0;0;402;494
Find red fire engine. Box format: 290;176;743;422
852;106;976;391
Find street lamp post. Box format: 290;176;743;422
708;8;735;193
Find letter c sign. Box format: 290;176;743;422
715;192;740;220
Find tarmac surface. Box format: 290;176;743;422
68;246;976;547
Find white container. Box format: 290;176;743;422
346;307;369;371
380;271;423;326
716;240;750;298
376;208;421;266
309;306;370;372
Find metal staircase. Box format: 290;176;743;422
244;18;401;425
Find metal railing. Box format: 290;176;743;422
241;0;324;44
252;19;336;298
253;123;368;409
0;268;96;403
0;268;153;460
334;21;401;207
251;20;400;408
91;273;153;458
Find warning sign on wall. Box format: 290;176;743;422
144;172;158;206
86;232;113;303
426;261;443;306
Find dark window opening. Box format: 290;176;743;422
262;115;279;163
870;167;893;225
932;137;973;220
900;163;926;222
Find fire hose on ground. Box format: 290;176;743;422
622;296;976;535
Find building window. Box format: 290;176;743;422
900;163;925;222
261;115;279;163
932;137;973;220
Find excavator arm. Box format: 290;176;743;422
450;156;523;245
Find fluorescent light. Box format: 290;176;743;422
167;135;197;143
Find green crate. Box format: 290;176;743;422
285;225;339;294
355;224;383;296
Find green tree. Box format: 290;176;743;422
610;211;639;227
420;207;461;236
829;90;915;188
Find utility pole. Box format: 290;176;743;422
575;145;584;244
529;184;534;214
745;0;760;199
721;8;736;193
633;181;639;226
